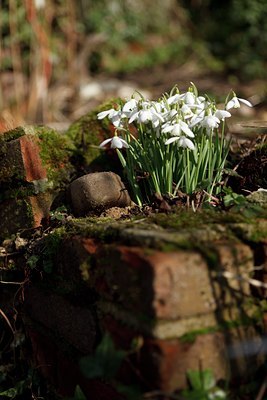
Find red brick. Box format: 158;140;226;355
20;135;47;181
0;193;53;239
138;327;264;392
53;237;255;321
0;134;47;183
24;286;97;354
88;244;254;320
27;328;125;399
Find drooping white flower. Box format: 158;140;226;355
201;115;220;131
180;104;194;119
34;0;45;9
162;108;178;121
99;136;129;149
162;119;194;138
226;96;253;110
182;91;196;106
165;135;195;150
197;95;206;103
129;106;164;127
97;108;117;120
97;108;124;128
167;93;183;105
215;109;231;120
122;99;138;117
189;111;205;128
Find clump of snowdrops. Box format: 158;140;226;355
98;83;252;206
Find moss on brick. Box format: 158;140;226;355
0;126;35;144
0;125;74;192
65;98;123;172
0;198;35;239
35;126;74;189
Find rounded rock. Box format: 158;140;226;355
69;172;132;216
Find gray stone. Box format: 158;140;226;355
69;172;132;216
247;188;267;207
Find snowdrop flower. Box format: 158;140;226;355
202;115;220;131
165;135;195;150
97;108;117;120
129;106;164;127
97;108;124;128
189;110;205;128
215;109;231;120
122;98;138;117
197;95;206;103
208;389;227;399
99;136;129;149
226;96;253;110
167;93;183;105
35;0;45;9
162;108;178;121
162;119;195;138
181;91;196;106
180;104;194;119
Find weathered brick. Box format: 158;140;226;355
27;328;125;399
50;236;256;321
24;286;97;354
0;193;53;239
137;327;264;392
0;133;47;183
0;125;74;238
81;242;254;320
96;311;264;392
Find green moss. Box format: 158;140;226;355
147;207;257;231
65;98;123;171
37;126;74;188
230;220;267;243
179;317;257;344
0;197;35;240
80;260;91;281
0;126;34;144
0;125;74;191
41;227;67;273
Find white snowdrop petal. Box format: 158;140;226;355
238;98;253;107
97;109;113;119
179;137;195;150
165;136;179;145
226;99;235;110
99;138;112;147
110;137;123;148
215;110;231;119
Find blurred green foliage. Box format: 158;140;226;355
76;0;194;73
2;0;266;80
183;0;267;79
0;0;266;123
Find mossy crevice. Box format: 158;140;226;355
65;98;123;174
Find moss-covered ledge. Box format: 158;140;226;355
64;206;267;248
15;205;267;396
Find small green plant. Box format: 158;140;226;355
50;205;69;222
182;369;227;400
79;333;126;380
98;84;252;206
72;385;87;400
223;187;247;208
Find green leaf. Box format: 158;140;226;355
26;255;39;269
0;387;17;398
80;333;126;380
223;168;243;178
182;388;209;400
74;385;87;400
187;369;215;391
